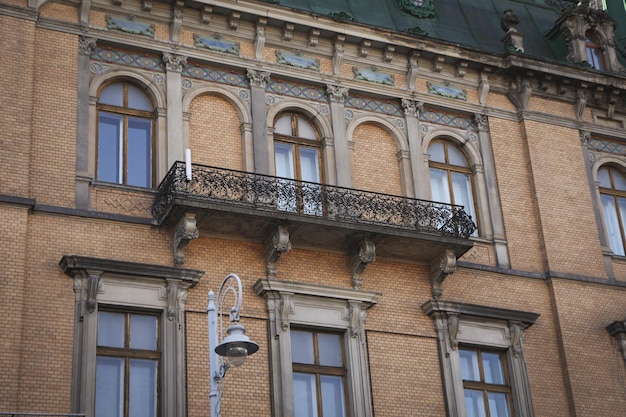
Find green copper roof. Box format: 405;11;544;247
255;0;626;65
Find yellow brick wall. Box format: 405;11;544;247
352;122;403;196
188;93;244;171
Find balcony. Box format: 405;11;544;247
153;163;475;271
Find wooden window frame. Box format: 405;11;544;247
585;31;606;71
274;112;324;184
96;81;156;187
96;309;162;417
599;165;626;255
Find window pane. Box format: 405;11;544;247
293;373;318;417
598;167;611;188
98;112;122;184
601;194;625;256
275;115;293;136
127;84;152;111
297;117;317;140
487;392;511;417
452;172;477;236
98;311;125;348
127;117;152;187
275;143;295;179
613;170;626;191
482;352;505;385
430;168;451;204
317;333;342;367
320;375;346;417
130;314;158;350
291;330;315;364
129;359;158;417
448;145;468;167
299;148;320;183
459;349;480;381
464;389;487;417
429;142;445;163
96;356;124;417
100;83;124;107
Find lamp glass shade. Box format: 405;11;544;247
215;324;259;366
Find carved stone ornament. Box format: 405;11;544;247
162;52;187;72
407;51;419;90
166;281;179;321
429;249;457;299
333;35;345;75
359;40;371;58
228;11;240;30
456;61;469;78
478;73;490;105
173;213;199;266
606;320;626;364
501;9;520;32
575;90;587;120
327;84;349;103
349;302;367;338
473;113;489;132
509;321;523;357
282;23;294;41
78;36;97;56
507;76;532;110
308;29;320;47
579;130;591;145
86;270;103;313
384;45;395;63
280;293;294;331
142;0;152;12
246;68;271;88
201;5;213;25
254;18;267;61
170;0;184;43
350;238;376;290
448;313;459;350
265;225;292;279
401;98;423;117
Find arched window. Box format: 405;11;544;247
429;140;478;234
585;31;606;71
273;112;322;214
598;165;626;256
97;81;154;188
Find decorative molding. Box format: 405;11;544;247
166;280;179;321
508;77;533;110
91;47;164;71
173;213;198;267
350;239;376;290
407;51;419;91
575;90;587;120
86;270;103;313
478;72;490;105
246;68;270;88
456;61;469;78
383;45;395;63
433;55;445;72
326;84;349;103
422;299;540;326
105;15;155;37
267;80;326;102
420;108;475;130
359;40;371;58
448;313;459;350
228;11;240;30
474;113;489;132
587;136;626;156
264;225;291;279
280;293;294;331
254;279;381;306
276;50;320;71
428;81;467;101
201;5;212;24
254;18;267;60
429;249;457;299
282;23;294;41
353;66;394;86
401;98;423;118
183;64;247;86
510;321;523;357
333;35;345;75
170;0;184;43
194;33;240;55
78;36;97;56
346;95;402;116
349;302;367;338
162;52;187;72
308;29;320;47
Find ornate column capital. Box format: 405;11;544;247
162;52;187;72
78;36;97;56
247;68;271;88
401;98;423;117
473;113;489;132
326;84;349;103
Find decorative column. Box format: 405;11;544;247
402;99;427;199
327;84;351;188
246;69;272;175
163;52;187;172
474;113;510;268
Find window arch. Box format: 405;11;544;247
97;81;155;188
585;31;606;71
428;140;478;234
273;112;323;215
598;165;626;256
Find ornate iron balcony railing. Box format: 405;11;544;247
152;162;476;239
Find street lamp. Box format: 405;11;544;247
208;273;259;417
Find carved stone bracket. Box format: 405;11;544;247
265;225;292;279
166;280;179;321
509;321;523;357
606;320;626;365
174;213;199;267
384;45;395;63
333;35;345;75
228;11;240;30
350;239;376;290
349;302;367;338
201;5;212;24
142;0;152;12
359;40;371;58
170;0;184;43
507;77;532;110
247;68;270;88
254;18;267;61
401;98;423;118
86;270;103;313
580;130;591;146
308;29;320;47
575;89;587;120
473;113;489;132
478;72;489;105
429;249;457;299
608;88;620;119
282;23;294;41
162;52;187;72
448;313;459;350
280;293;294;331
327;84;349;103
456;61;469;78
78;37;97;56
433;55;445;72
407;51;419;91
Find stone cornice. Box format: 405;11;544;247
421;299;540;327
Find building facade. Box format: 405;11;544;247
1;0;626;416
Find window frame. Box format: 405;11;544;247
597;165;626;256
254;278;380;417
585;31;606;71
274;112;324;183
96;81;156;188
422;300;538;417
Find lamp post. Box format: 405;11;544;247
208;273;259;417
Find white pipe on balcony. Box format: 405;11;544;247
185;148;192;181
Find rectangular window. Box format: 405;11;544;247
96;310;160;417
291;329;348;417
460;347;513;417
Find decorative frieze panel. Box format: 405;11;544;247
353;66;395;86
419;108;476;131
194;33;240;55
276;50;320;71
266;80;326;102
91;47;164;71
345;95;402;116
182;64;248;87
586;136;626;156
105;15;155;37
427;81;468;101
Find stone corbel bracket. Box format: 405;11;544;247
254;18;267;60
509;321;524;357
174;213;199;267
349;302;367;338
384;45;395;63
265;224;292;279
308;29;320;47
170;0;184;43
507;76;532;111
607;88;620;119
280;293;294;331
333;35;346;75
478;71;490;105
228;11;240;30
429;249;457;299
201;5;212;24
86;270;103;313
407;51;420;91
575;89;587;120
350;238;376;290
606;320;626;365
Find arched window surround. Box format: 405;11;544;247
592;157;626;257
585;30;607;71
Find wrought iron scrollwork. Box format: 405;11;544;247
152;163;477;239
